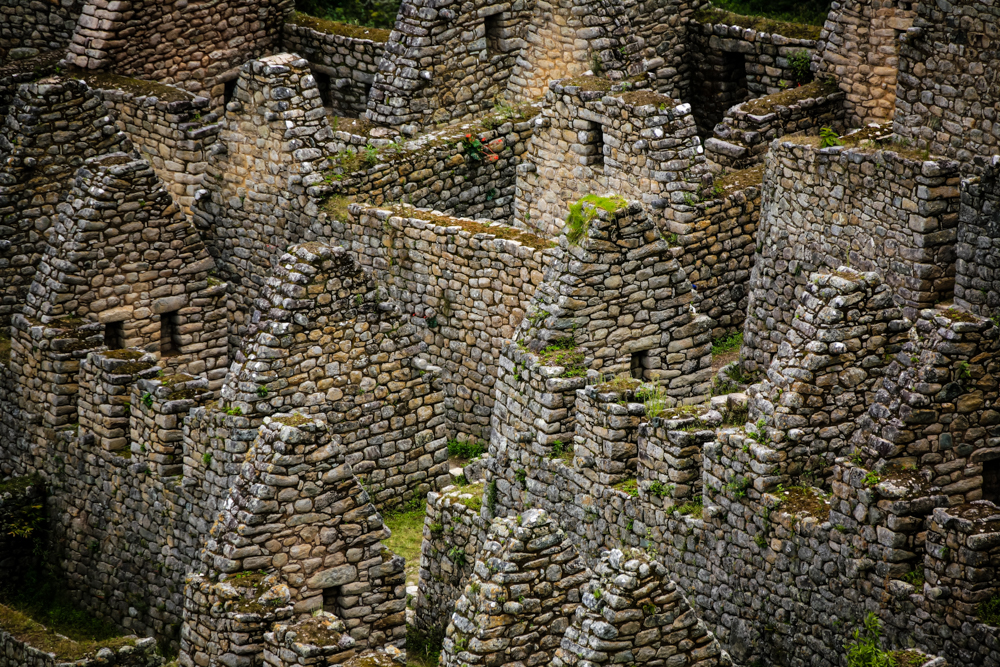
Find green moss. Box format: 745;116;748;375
382;503;425;586
695;6;826;37
565;195;628;245
273;413;313;427
103;349;144;360
978;595;1000;626
67;67;194;102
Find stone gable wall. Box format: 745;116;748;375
741;140;962;374
65;0;294;109
956;159;1000;318
328;204;554;444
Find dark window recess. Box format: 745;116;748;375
313;71;332;108
630;351;648;380
223;78;238;106
581;120;605;171
691;50;749;141
104;321;124;350
160;311;182;356
322;587;340;615
984;458;1000;505
485;13;504;57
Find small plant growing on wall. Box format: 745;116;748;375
820;127;842;148
844;612;894;667
789;49;814;85
458;134;498;164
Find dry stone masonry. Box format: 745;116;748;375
2;0;1000;666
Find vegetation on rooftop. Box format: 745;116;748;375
699;0;830;32
741;78;840;116
565;195;628;245
294;0;400;29
288;11;392;40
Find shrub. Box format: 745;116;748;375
447;439;485;459
978;595;1000;626
789;49;813;84
820;127;842;148
845;612;894;667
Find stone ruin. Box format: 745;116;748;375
0;0;998;666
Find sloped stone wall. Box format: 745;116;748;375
816;0;914;126
741;140;961;374
553;547;732;667
197;54;331;350
220;242;449;508
439;509;590;667
198;413;407;649
64;0;294;109
0;633;162;667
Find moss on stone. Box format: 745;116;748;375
0;602;136;661
104;349;144;360
67;67;194;102
694;8;824;40
565;194;628;245
741;78;839;116
288;12;392;41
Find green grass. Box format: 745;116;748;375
407;625;444;667
711;332;743;356
382;503;427;586
707;0;830;27
674;496;705;518
613;478;639;497
0;567;134;660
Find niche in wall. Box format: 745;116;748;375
984;457;1000;505
485;12;504;58
160;311;181;357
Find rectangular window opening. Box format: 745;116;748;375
582;120;605;171
223;78;238;107
160;311;181;357
485;13;504;58
322;586;340;615
104;321;125;351
313;70;332;108
983;458;1000;505
630;350;648;380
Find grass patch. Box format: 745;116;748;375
537;337;587;376
0;332;10;364
565;195;628;245
891;651;930;667
450;483;484;513
773;485;830;517
549;439;573;461
389;205;555;252
446;439;485;460
978;595;1000;626
697;1;829;31
382;502;426;587
321;195;351;222
674;496;704;518
614;478;639;497
406;625;444;667
67;67;194;102
900;568;925;587
711;332;743;356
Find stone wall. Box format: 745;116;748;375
742;140;962;374
662;179;761;339
196;54;330;349
704;80;846;171
955;158;1000;318
515;77;706;238
0;77;131;327
0;51;60;119
281;16;386;119
219;242;449;509
690;15;821;138
329;204;553;443
747;269;904;473
195;413;407;652
65;0;294;109
893;0;1000;172
325;116;534;223
91;79;220;214
0;632;162;667
439;509;590;667
413;485;487;632
15;152;227;386
0;0;83;54
816;0;914;126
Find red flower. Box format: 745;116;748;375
466;134;471;138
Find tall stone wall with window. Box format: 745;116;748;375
64;0;294;109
